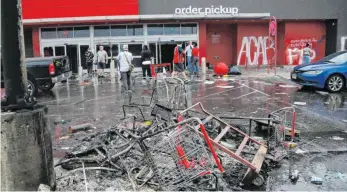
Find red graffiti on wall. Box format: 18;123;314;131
285;36;325;65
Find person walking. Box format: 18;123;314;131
84;47;94;75
96;46;108;77
141;45;152;78
303;43;311;64
185;41;193;75
191;42;200;77
172;42;188;81
116;44;133;93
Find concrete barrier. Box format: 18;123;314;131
1;106;55;191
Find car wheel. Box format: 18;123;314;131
40;82;55;91
27;79;37;96
326;74;345;93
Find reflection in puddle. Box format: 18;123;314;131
324;94;345;111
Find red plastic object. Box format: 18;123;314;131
291;112;296;141
199;124;224;173
176;145;190;168
213;62;228;76
150;63;171;77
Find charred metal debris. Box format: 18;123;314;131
55;77;299;191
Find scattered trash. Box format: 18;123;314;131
54;119;70;125
290;170;299;181
316;91;329;96
204;80;215;84
332;136;344;141
294;102;306;106
217;86;235;89
336;173;347;181
59;136;71;140
38;184;51;192
311;176;323;185
279;85;298;88
295;149;306;154
55;100;295;191
228;66;242;75
69;123;95;134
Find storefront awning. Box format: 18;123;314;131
23;13;271;25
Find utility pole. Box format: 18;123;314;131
1;0;55;190
1;0;30;108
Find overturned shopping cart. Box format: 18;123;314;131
139;117;224;190
179;102;268;186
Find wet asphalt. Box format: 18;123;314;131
36;73;347;191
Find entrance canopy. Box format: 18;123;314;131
23;13;271;25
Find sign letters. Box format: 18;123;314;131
175;6;239;16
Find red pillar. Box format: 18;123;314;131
32;27;41;57
199;22;207;61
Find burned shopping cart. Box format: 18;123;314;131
178;102;268;186
128;77;159;107
139;117;224;190
268;107;298;149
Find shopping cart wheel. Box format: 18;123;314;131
252;174;265;187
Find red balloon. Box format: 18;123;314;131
214;62;229;76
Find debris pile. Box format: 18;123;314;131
55;77;298;191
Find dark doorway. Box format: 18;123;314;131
160;42;176;72
160;42;176;64
66;45;78;73
95;44;111;69
79;45;89;69
325;20;337;55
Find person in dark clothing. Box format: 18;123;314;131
141;45;152;78
84;47;94;75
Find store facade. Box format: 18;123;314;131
22;0;347;74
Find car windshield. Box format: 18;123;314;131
319;51;347;64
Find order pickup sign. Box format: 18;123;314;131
175;6;239;16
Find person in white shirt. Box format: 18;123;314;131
303;43;312;64
96;46;108;77
116;44;133;92
185;41;193;75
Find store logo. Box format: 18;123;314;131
175;6;239;16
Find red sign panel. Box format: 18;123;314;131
22;0;139;19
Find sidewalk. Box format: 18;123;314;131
228;65;294;80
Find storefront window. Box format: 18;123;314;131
41;28;57;39
147;24;164;35
127;25;143;36
181;24;197;34
94;26;110;37
74;27;90;38
57;27;74;38
164;24;180;35
55;46;65;56
43;47;54;57
111;25;127;36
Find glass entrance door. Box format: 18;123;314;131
66;45;79;73
79;45;90;72
149;42;158;64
